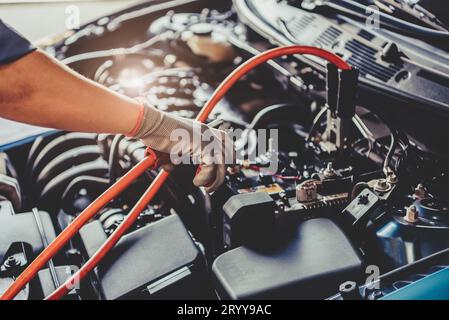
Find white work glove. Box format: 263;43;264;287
131;102;234;193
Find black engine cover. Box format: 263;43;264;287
212;218;363;299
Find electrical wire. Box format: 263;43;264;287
364;108;409;176
0;45;350;300
383;125;409;176
306;105;329;142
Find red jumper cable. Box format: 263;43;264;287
0;45;350;300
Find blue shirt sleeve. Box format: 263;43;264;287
0;19;36;64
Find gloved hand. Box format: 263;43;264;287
130;102;234;193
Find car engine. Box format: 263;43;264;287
1;0;449;300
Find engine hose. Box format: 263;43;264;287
108;134;126;184
1;45;350;300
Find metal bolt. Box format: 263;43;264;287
405;205;419;223
323;162;336;178
386;173;398;184
4;256;19;269
414;184;427;199
373;178;391;192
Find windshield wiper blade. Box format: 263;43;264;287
376;0;449;32
300;0;449;41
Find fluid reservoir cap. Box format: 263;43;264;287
415;198;449;224
185;24;236;63
189;23;213;36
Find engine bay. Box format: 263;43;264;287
1;0;449;300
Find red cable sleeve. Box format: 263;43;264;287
1;45;350;300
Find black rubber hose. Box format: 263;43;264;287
108;134;126;184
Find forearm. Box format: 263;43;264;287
0;50;139;134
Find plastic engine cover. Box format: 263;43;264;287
79;214;208;299
212;218;363;299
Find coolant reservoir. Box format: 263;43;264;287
184;23;236;63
